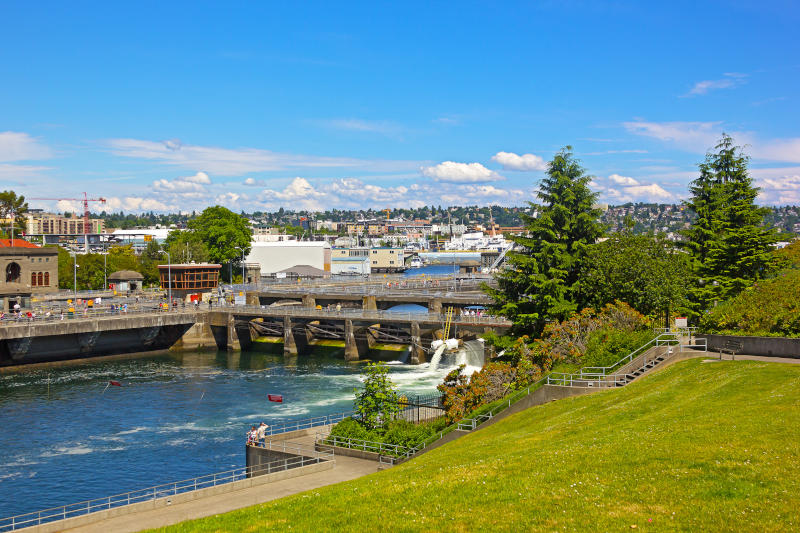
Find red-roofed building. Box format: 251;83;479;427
0;239;59;311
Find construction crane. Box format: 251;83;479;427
30;192;107;252
383;208;391;220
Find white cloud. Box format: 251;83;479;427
421;161;503;183
608;174;640;186
152;172;212;195
683;73;747;97
322;119;402;136
105;138;419;176
625;120;800;164
623;120;722;150
623;184;674;201
0;132;53;180
491;151;548;171
0;131;53;162
593;174;675;203
0;163;51;181
756;174;800;205
243;177;268;187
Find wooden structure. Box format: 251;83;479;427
157;263;221;297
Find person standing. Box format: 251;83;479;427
256;422;268;444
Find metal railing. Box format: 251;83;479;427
229;304;511;326
545;373;630;388
577;333;680;378
0;307;199;328
316;433;416;459
263;412;353;436
0;446;332;532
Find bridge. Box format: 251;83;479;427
247;278;493;313
0;304;509;366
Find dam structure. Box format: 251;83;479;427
0;300;509;366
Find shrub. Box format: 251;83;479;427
582;328;655;368
354;362;400;430
700;269;800;337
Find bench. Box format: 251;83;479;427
719;339;743;360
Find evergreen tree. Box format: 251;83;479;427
486;147;604;337
683;134;779;311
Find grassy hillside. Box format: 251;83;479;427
157;359;800;532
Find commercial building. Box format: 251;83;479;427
0;239;59;311
25;211;105;236
245;241;331;276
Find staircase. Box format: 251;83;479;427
546;331;706;389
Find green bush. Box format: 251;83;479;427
582;328;655;368
700;269;800;337
327;416;447;454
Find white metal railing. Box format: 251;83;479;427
262;412;353;436
577;333;680;378
0;446;332;532
315;433;416;459
654;326;697;337
0;308;198;328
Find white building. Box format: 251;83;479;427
246;241;331;275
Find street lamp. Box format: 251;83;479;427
235;246;246;286
160;250;172;307
103;253;107;291
70;252;79;298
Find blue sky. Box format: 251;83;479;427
1;1;799;214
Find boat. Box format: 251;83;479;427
409;256;423;268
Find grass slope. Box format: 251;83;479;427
157;359;800;532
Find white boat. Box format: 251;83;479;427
409;257;423;268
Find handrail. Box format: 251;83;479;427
0;308;198;327
578;333;680;377
228;304;511;326
316;433;416;459
0;445;332;532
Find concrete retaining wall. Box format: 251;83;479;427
245;445;319;477
18;460;332;533
697;334;800;359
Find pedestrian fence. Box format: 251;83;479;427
263;412;353;436
0;307;197;327
0;445;332;532
316;433;417;460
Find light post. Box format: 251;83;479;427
103;252;107;291
235;246;246;286
71;252;80;299
160;250;172;307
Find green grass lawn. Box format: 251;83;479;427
154;358;800;532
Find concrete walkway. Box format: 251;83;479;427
59;439;379;533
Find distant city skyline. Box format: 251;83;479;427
1;1;799;214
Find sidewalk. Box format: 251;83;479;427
59;439;379;533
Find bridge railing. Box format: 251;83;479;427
0;444;332;532
231;303;511;326
0;307;198;327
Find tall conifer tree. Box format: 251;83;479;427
487;147;604;337
684;134;779;311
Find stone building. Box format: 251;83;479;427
0;239;59;311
